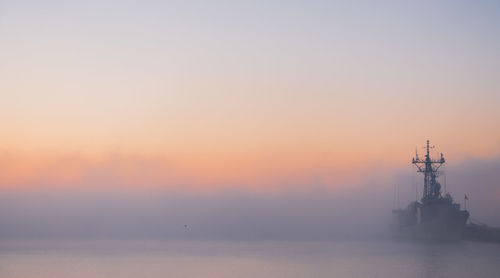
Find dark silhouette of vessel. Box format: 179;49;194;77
391;140;469;240
463;223;500;243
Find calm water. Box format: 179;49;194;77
0;240;499;278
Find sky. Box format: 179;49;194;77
0;0;499;238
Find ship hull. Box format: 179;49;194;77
392;201;469;241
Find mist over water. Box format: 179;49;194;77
0;186;390;240
0;156;498;240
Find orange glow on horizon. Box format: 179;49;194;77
0;147;401;191
2;140;498;192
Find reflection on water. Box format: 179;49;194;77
0;240;499;278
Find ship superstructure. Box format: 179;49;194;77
392;140;469;240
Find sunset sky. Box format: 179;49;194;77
1;0;499;192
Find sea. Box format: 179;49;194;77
0;239;499;278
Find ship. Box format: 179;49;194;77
391;140;469;241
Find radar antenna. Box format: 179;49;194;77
412;140;445;201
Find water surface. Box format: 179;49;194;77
0;240;499;278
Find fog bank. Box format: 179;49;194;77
0;157;498;240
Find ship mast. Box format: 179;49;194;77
412;140;445;201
